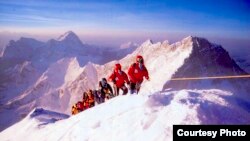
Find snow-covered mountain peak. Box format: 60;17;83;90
179;36;221;51
57;31;82;44
2;37;45;59
11;37;44;46
57;31;76;40
141;39;153;46
164;36;249;93
182;35;193;41
179;36;194;45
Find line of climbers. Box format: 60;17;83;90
72;55;150;115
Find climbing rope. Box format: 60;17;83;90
170;75;250;81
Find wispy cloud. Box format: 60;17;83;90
0;0;249;40
0;1;116;12
0;13;72;29
0;13;64;22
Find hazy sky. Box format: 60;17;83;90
0;0;250;49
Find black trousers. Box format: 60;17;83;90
129;82;141;94
113;85;128;96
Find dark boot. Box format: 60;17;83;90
129;83;136;94
121;85;128;95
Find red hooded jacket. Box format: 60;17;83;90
128;63;149;83
109;63;129;88
109;64;129;88
109;70;129;88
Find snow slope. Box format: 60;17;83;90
1;89;250;141
0;58;85;130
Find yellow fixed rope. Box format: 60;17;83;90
170;75;250;81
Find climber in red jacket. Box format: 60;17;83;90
128;55;149;94
109;63;130;96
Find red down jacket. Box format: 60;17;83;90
109;64;129;88
128;63;149;84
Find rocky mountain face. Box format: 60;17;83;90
163;37;250;95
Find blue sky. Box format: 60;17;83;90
0;0;250;47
